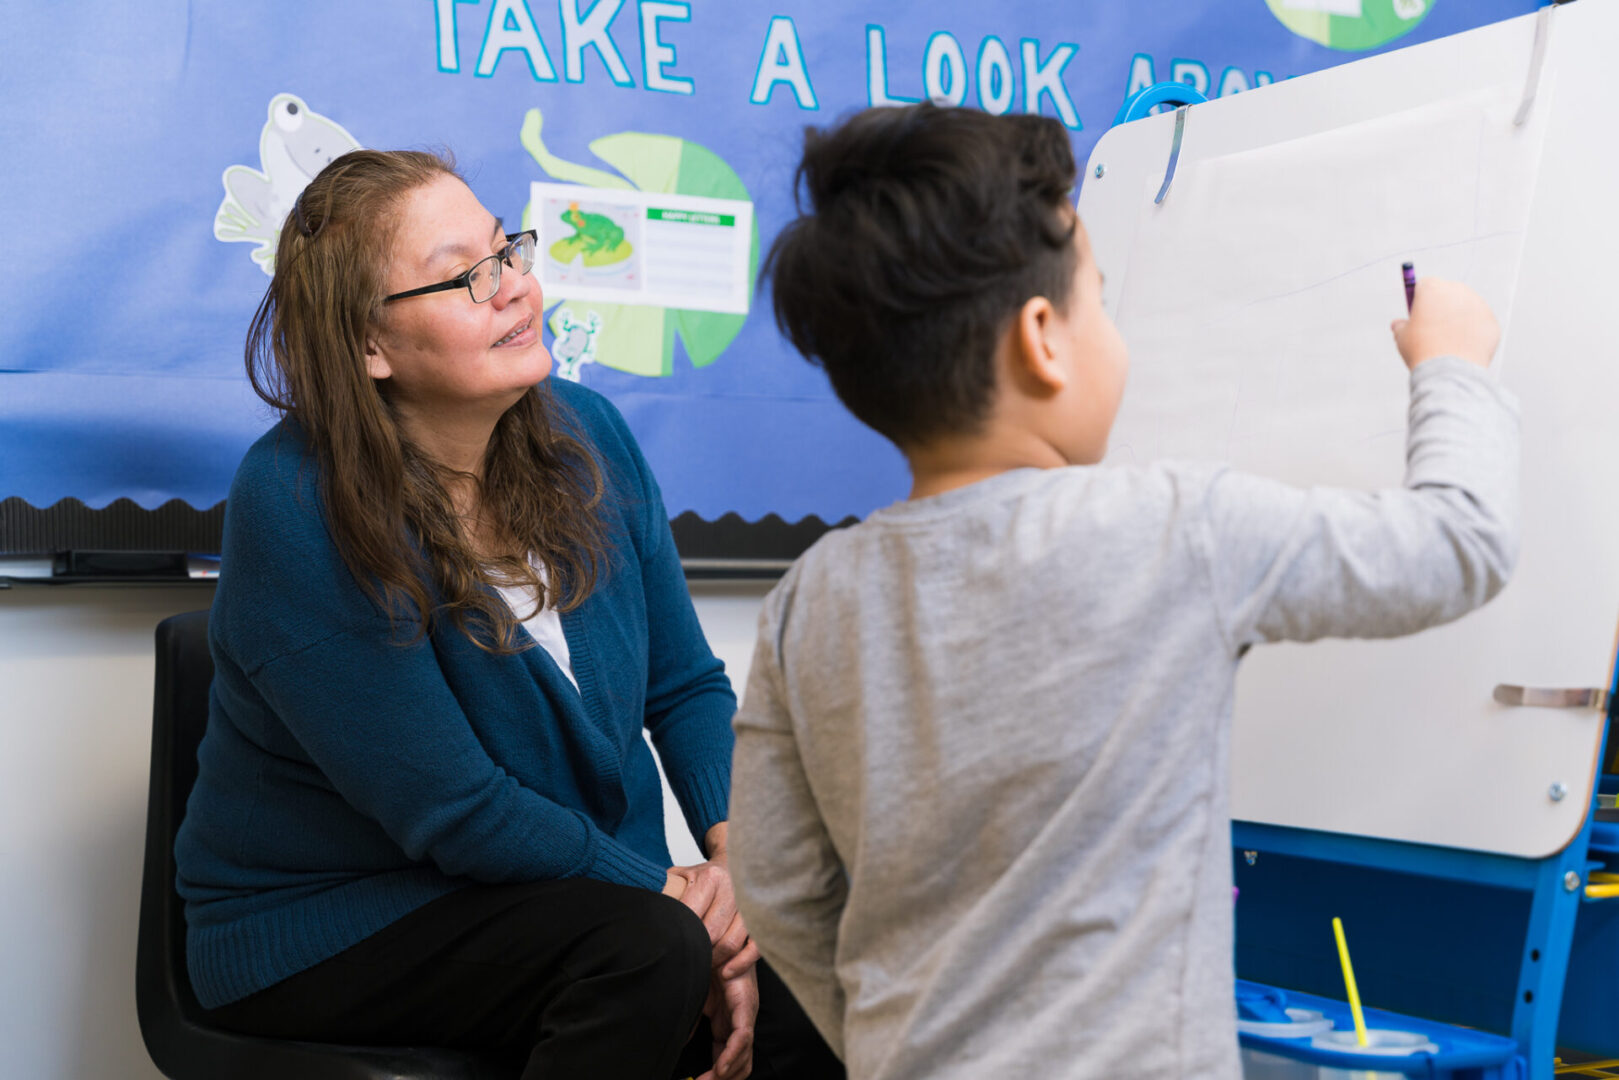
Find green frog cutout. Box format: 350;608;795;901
549;201;634;268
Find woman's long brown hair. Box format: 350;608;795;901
245;149;608;651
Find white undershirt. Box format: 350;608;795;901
491;562;579;692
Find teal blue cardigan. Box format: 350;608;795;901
175;379;736;1009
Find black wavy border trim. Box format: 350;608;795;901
669;511;857;568
1;497;226;554
1;499;854;575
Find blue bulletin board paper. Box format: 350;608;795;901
0;0;1536;523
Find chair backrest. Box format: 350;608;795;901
136;610;513;1080
137;608;214;1038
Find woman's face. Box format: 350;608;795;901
365;175;551;425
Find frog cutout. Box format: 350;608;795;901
550;202;634;269
215;94;361;274
551;309;602;382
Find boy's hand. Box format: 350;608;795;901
1391;277;1500;371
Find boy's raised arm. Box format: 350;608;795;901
1201;280;1520;650
729;598;850;1058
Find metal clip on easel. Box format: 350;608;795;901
1109;81;1209;207
1515;2;1558;126
1493;685;1611;711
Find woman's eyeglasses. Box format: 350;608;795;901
383;230;538;305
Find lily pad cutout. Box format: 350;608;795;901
521;108;759;377
1264;0;1433;52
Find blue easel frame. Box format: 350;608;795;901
1231;661;1617;1078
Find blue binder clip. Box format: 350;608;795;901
1112;81;1209;127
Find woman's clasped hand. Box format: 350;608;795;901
665;823;763;1080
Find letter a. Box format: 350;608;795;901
751;16;818;108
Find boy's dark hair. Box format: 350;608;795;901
763;103;1079;448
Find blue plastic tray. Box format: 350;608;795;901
1237;980;1522;1076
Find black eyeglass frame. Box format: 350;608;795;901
382;230;538;305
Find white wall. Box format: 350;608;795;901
658;582;770;865
0;580;769;1080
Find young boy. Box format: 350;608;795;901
727;103;1517;1080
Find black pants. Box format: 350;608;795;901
206;878;843;1080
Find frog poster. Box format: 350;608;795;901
531;177;753;381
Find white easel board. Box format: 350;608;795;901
1078;2;1617;860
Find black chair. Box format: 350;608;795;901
137;610;516;1080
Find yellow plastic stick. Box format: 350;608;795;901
1585;883;1619;900
1333;917;1369;1047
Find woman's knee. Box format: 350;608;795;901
623;891;711;1009
574;886;710;1019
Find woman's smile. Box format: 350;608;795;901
493;316;535;349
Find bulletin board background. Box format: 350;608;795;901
0;0;1538;559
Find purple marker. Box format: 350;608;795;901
1402;261;1416;313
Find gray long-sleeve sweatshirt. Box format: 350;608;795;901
729;356;1519;1080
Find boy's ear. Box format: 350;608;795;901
1009;296;1067;395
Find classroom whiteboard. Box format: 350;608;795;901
1078;3;1617;860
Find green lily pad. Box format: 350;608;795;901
1264;0;1433;52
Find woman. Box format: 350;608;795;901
174;149;839;1080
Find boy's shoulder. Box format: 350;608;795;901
806;462;1228;542
765;461;1231;609
758;511;881;638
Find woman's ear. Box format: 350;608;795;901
364;336;393;381
1009;295;1068;396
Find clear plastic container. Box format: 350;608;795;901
1238;1007;1334;1041
1240;1027;1440;1078
1242;1045;1325;1079
1312;1029;1438;1079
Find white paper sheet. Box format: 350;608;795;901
531;181;754;314
1098;81;1596;857
1108;83;1551;488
